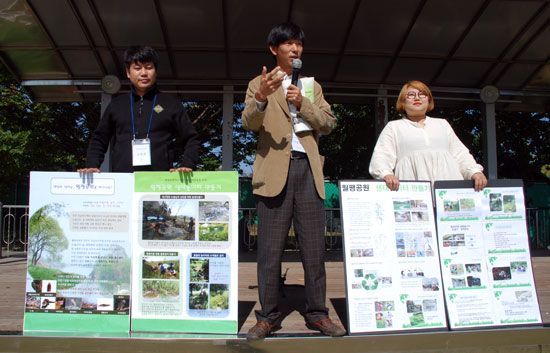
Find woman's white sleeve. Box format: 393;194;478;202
369;123;398;179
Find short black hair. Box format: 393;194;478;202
123;45;159;70
267;22;305;48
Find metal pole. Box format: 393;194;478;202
99;92;112;172
222;85;234;171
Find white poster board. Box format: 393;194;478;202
130;171;239;334
434;180;542;329
24;172;133;333
340;180;447;334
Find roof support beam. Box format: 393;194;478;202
87;0;124;77
429;0;492;85
330;0;361;81
67;0;107;76
475;1;549;87
381;0;426;82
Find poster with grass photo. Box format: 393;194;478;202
24;172;133;334
130;172;238;334
339;180;447;334
434;180;541;329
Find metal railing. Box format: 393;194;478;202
2;205;548;258
1;204;29;258
238;208;342;251
527;207;550;250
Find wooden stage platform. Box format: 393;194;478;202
2;250;550;352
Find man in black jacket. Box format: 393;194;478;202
79;45;200;173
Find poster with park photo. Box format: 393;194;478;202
434;180;542;330
339;180;447;334
130;172;238;334
24;172;133;334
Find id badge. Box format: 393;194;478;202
132;139;151;166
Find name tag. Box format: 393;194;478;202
132;139;151;166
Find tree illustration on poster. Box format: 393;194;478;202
28;203;68;268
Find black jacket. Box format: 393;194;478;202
86;85;200;172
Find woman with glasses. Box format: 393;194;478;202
369;80;487;191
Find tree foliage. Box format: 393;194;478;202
0;64;99;203
320;101;549;182
28;203;68;266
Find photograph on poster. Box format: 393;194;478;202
375;311;394;328
379;277;393;287
422;277;440;291
190;259;209;282
354;269;364;278
209;284;229;310
97;297;113;311
451;278;466;288
459;198;476;211
490;193;503;211
396;232;434;258
406;300;425;326
115;296;130;311
443;200;459;212
466;263;482;273
198;223;229;242
412;211;430;222
515;290;533;302
142;280;179;302
410;200;428;209
422;299;438;311
351;248;374;257
82;298;98;310
466;276;481;287
26;295;40;309
492;267;512;280
394;211;411;222
55;297;65;310
503;195;517;213
42;280;57;293
400;266;424;278
189;283;208;310
142;257;180;279
65;297;82;310
40;297;56;310
394;200;411;210
199;201;230;222
450;264;464;275
511;261;528;273
442;233;466;247
142;200;196;240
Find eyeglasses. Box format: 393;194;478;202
406;91;428;100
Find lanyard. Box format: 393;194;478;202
130;93;157;140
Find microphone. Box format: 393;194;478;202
291;59;302;86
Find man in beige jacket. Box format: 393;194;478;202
242;22;345;340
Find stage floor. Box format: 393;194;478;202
2;250;550;345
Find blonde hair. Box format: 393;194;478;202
396;80;434;114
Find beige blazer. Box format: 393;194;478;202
242;75;336;199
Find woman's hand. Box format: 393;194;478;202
383;174;400;191
472;172;488;191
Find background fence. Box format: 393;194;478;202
2;180;549;257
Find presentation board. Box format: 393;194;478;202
130;171;239;334
24;171;239;335
24;172;133;333
339;180;447;334
434;180;542;329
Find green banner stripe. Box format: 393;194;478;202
24;313;129;333
134;171;238;193
131;318;237;334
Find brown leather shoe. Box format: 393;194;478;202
306;318;346;337
247;321;277;340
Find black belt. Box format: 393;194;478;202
290;151;307;159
